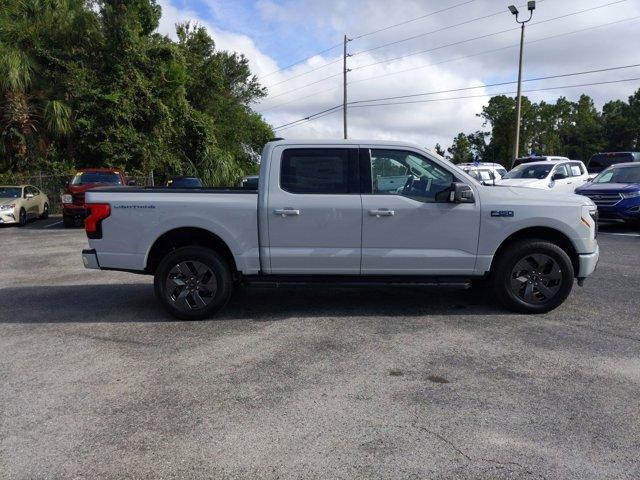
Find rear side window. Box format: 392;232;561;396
280;148;357;194
569;162;585;176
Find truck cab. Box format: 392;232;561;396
82;140;600;319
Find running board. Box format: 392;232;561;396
241;274;476;287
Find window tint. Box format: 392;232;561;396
370;149;453;203
281;148;356;194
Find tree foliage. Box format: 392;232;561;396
444;91;640;167
0;0;273;184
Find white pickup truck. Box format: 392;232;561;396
82;139;599;319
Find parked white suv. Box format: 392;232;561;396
497;160;589;193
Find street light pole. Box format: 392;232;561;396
509;2;536;164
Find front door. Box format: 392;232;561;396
266;146;362;274
361;148;481;275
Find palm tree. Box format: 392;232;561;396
0;0;74;171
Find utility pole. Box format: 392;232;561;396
508;2;536;164
343;34;351;140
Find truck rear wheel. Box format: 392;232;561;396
492;239;574;314
154;246;233;320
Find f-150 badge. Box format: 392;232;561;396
491;210;514;217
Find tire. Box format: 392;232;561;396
18;208;27;227
492;239;574;314
154;246;233;320
40;203;49;219
63;215;75;228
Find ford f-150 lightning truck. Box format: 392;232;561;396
82;140;599;319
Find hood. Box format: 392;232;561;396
575;182;640;194
0;197;19;206
495;178;547;188
481;185;594;207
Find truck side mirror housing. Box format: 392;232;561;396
450;182;475;203
553;172;567;180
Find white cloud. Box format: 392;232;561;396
159;0;640;152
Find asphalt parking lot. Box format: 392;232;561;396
1;218;639;479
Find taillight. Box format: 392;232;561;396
85;203;110;239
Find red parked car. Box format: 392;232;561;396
61;168;129;227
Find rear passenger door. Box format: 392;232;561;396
568;161;589;190
265;146;362;274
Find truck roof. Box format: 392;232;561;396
266;138;424;149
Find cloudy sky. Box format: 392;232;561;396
157;0;640;152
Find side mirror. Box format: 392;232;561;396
25;193;34;199
552;172;567;180
127;179;137;186
449;182;475;203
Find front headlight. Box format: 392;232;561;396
61;194;72;204
621;191;640;199
0;203;16;211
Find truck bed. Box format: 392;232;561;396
85;187;261;274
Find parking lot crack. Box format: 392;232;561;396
411;422;548;479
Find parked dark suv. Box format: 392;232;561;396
586;152;640;175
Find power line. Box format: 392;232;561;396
349;63;640;105
273;104;342;130
350;0;628;72
276;76;640;132
272;66;640;130
349;77;640;108
260;42;343;79
352;0;547;57
348;16;640;87
259;0;479;80
259;15;639;111
351;0;479;40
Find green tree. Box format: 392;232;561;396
447;132;474;164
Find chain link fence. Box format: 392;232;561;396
1;173;154;214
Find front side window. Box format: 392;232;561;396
370;149;453;202
281;148;356;194
554;164;570;178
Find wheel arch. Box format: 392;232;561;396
145;227;237;275
490;226;580;277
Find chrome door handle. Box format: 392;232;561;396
274;208;301;217
369;209;395;217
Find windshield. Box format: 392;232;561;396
588;153;634;172
167;178;202;187
71;172;122;185
594;165;640;184
0;187;22;198
503;164;553;180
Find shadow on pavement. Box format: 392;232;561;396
0;282;506;324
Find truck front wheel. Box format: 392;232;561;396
492;239;574;314
154;246;233;320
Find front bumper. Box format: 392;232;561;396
63;205;88;219
0;210;17;224
595;198;640;221
82;249;100;269
578;244;599;280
